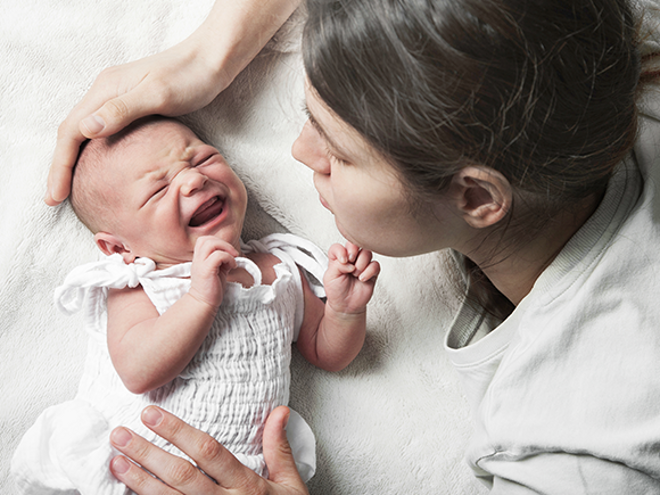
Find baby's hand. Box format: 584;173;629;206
188;236;238;309
324;242;380;315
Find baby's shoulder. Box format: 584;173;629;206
245;251;282;286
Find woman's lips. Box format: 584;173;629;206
189;196;224;227
319;194;331;211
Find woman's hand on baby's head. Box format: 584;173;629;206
188;236;239;309
46;35;234;206
324;242;380;316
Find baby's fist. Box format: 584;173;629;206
324;242;380;315
189;236;238;308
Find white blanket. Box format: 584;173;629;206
0;1;484;493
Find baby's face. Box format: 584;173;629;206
104;121;247;266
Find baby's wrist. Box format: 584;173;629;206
325;302;367;322
186;288;222;314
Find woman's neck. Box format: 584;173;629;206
466;194;602;306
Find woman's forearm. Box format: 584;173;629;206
193;0;302;90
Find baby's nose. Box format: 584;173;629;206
179;169;207;196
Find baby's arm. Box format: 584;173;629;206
296;242;380;372
106;237;237;394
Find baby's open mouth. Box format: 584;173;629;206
189;196;224;227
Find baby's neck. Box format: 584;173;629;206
155;250;280;289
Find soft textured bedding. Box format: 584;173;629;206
0;1;486;493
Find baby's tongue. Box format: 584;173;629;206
190;197;223;227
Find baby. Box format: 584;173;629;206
12;116;380;494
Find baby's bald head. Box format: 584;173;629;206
70;116;173;233
70;138;118;233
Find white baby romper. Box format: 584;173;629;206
11;233;324;495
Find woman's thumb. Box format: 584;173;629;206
79;93;150;139
263;406;305;486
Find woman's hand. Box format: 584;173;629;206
109;405;309;495
46;0;301;207
46;31;230;207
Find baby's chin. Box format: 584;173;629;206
133;252;192;270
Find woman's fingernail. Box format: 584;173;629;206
112;456;131;474
81;115;105;135
45;186;62;205
111;427;133;448
142;406;163;427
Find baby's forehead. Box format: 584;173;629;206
106;121;191;166
85;119;215;188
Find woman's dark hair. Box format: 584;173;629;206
303;0;641;317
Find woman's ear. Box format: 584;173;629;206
94;232;136;264
451;166;512;229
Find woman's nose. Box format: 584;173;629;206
292;120;331;175
178;168;207;196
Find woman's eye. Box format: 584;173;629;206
333;156;349;166
326;148;348;166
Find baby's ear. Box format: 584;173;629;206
94;232;136;264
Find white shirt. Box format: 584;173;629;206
444;75;660;494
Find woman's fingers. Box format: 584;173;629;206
262;406;306;489
110;422;224;495
80;62;180;138
141;406;257;489
110;406;309;495
46;142;80;206
46;43;223;206
110;454;180;495
48;87;107;205
46;69;130;205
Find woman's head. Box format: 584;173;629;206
71;116;248;266
300;0;640;248
293;87;469;256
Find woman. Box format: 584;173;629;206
47;0;660;493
